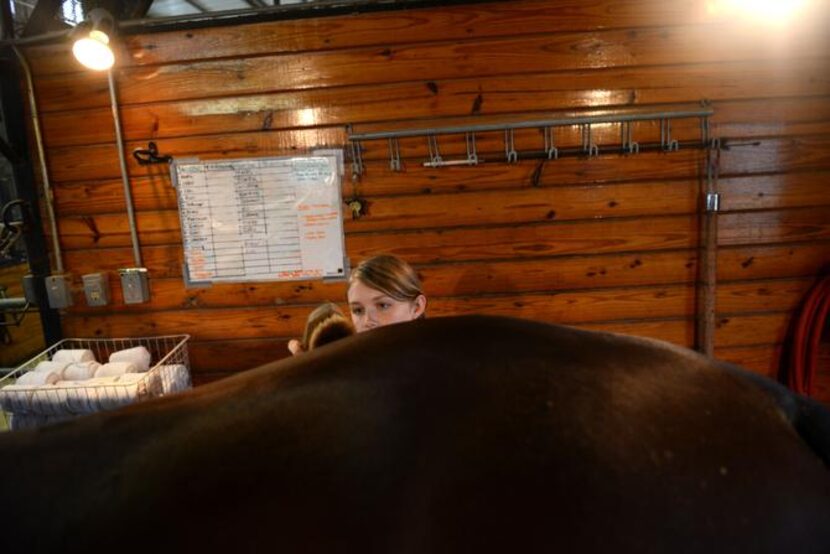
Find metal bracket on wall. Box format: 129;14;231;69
346;103;716;178
133;141;173;165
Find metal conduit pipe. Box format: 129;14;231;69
0;297;28;310
10;45;63;274
107;69;143;267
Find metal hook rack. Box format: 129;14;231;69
346;105;715;179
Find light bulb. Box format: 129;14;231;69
72;29;114;71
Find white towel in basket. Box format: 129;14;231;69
52;349;96;364
34;361;70;374
0;384;34;413
109;346;152;373
59;374;162;414
159;364;190;394
99;373;162;411
61;361;101;381
8;413;67;431
94;362;137;378
30;385;72;416
61;378;118;414
16;370;61;386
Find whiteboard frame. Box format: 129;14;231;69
170;149;348;288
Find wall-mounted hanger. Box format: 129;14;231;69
346;103;716;180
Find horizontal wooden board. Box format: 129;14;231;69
49;150;707;198
28;0;786;75
717;172;830;212
51;169;830;225
59;278;803;340
51;207;830;265
580;312;790;348
188;338;290;373
58;232;813;313
718;242;830;282
718;206;830;247
711;312;792;349
351;208;830;263
32;23;830;112
714;344;782;379
38;68;830;148
60;249;703;308
53;241;830;314
54;210;696;252
43;129;830;186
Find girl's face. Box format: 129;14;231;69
347;279;426;333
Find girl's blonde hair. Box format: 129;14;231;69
348;255;423;303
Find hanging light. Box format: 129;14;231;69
71;9;116;71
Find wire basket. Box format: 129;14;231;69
0;335;190;430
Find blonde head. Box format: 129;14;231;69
348;255;423;303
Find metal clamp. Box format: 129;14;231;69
705;192;721;213
581;124;599;157
465;132;479;165
504;129;518;163
543;127;558;159
388;137;402;172
349;138;364;180
660;119;679;152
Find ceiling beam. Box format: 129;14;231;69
183;0;210;12
20;0;68;37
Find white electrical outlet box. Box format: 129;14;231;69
82;272;110;307
45;274;73;309
119;268;150;304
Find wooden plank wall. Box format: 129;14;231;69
19;0;830;393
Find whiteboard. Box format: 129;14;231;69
171;151;347;286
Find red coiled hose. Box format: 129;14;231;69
786;274;830;396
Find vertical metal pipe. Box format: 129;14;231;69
697;146;719;357
107;69;143;267
11;45;63;273
0;49;62;343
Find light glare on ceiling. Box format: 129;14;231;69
707;0;809;22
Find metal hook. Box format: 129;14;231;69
621;121;639;154
465;132;479;165
581;124;599;157
349;139;364;180
132;141;172;165
427;135;443;166
700;116;710;147
388;137;402;172
543;127;559;160
504;129;518;163
660;119;679;152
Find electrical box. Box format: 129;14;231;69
45;274;73;309
119;268;150;304
82;272;110;307
22;274;39;305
